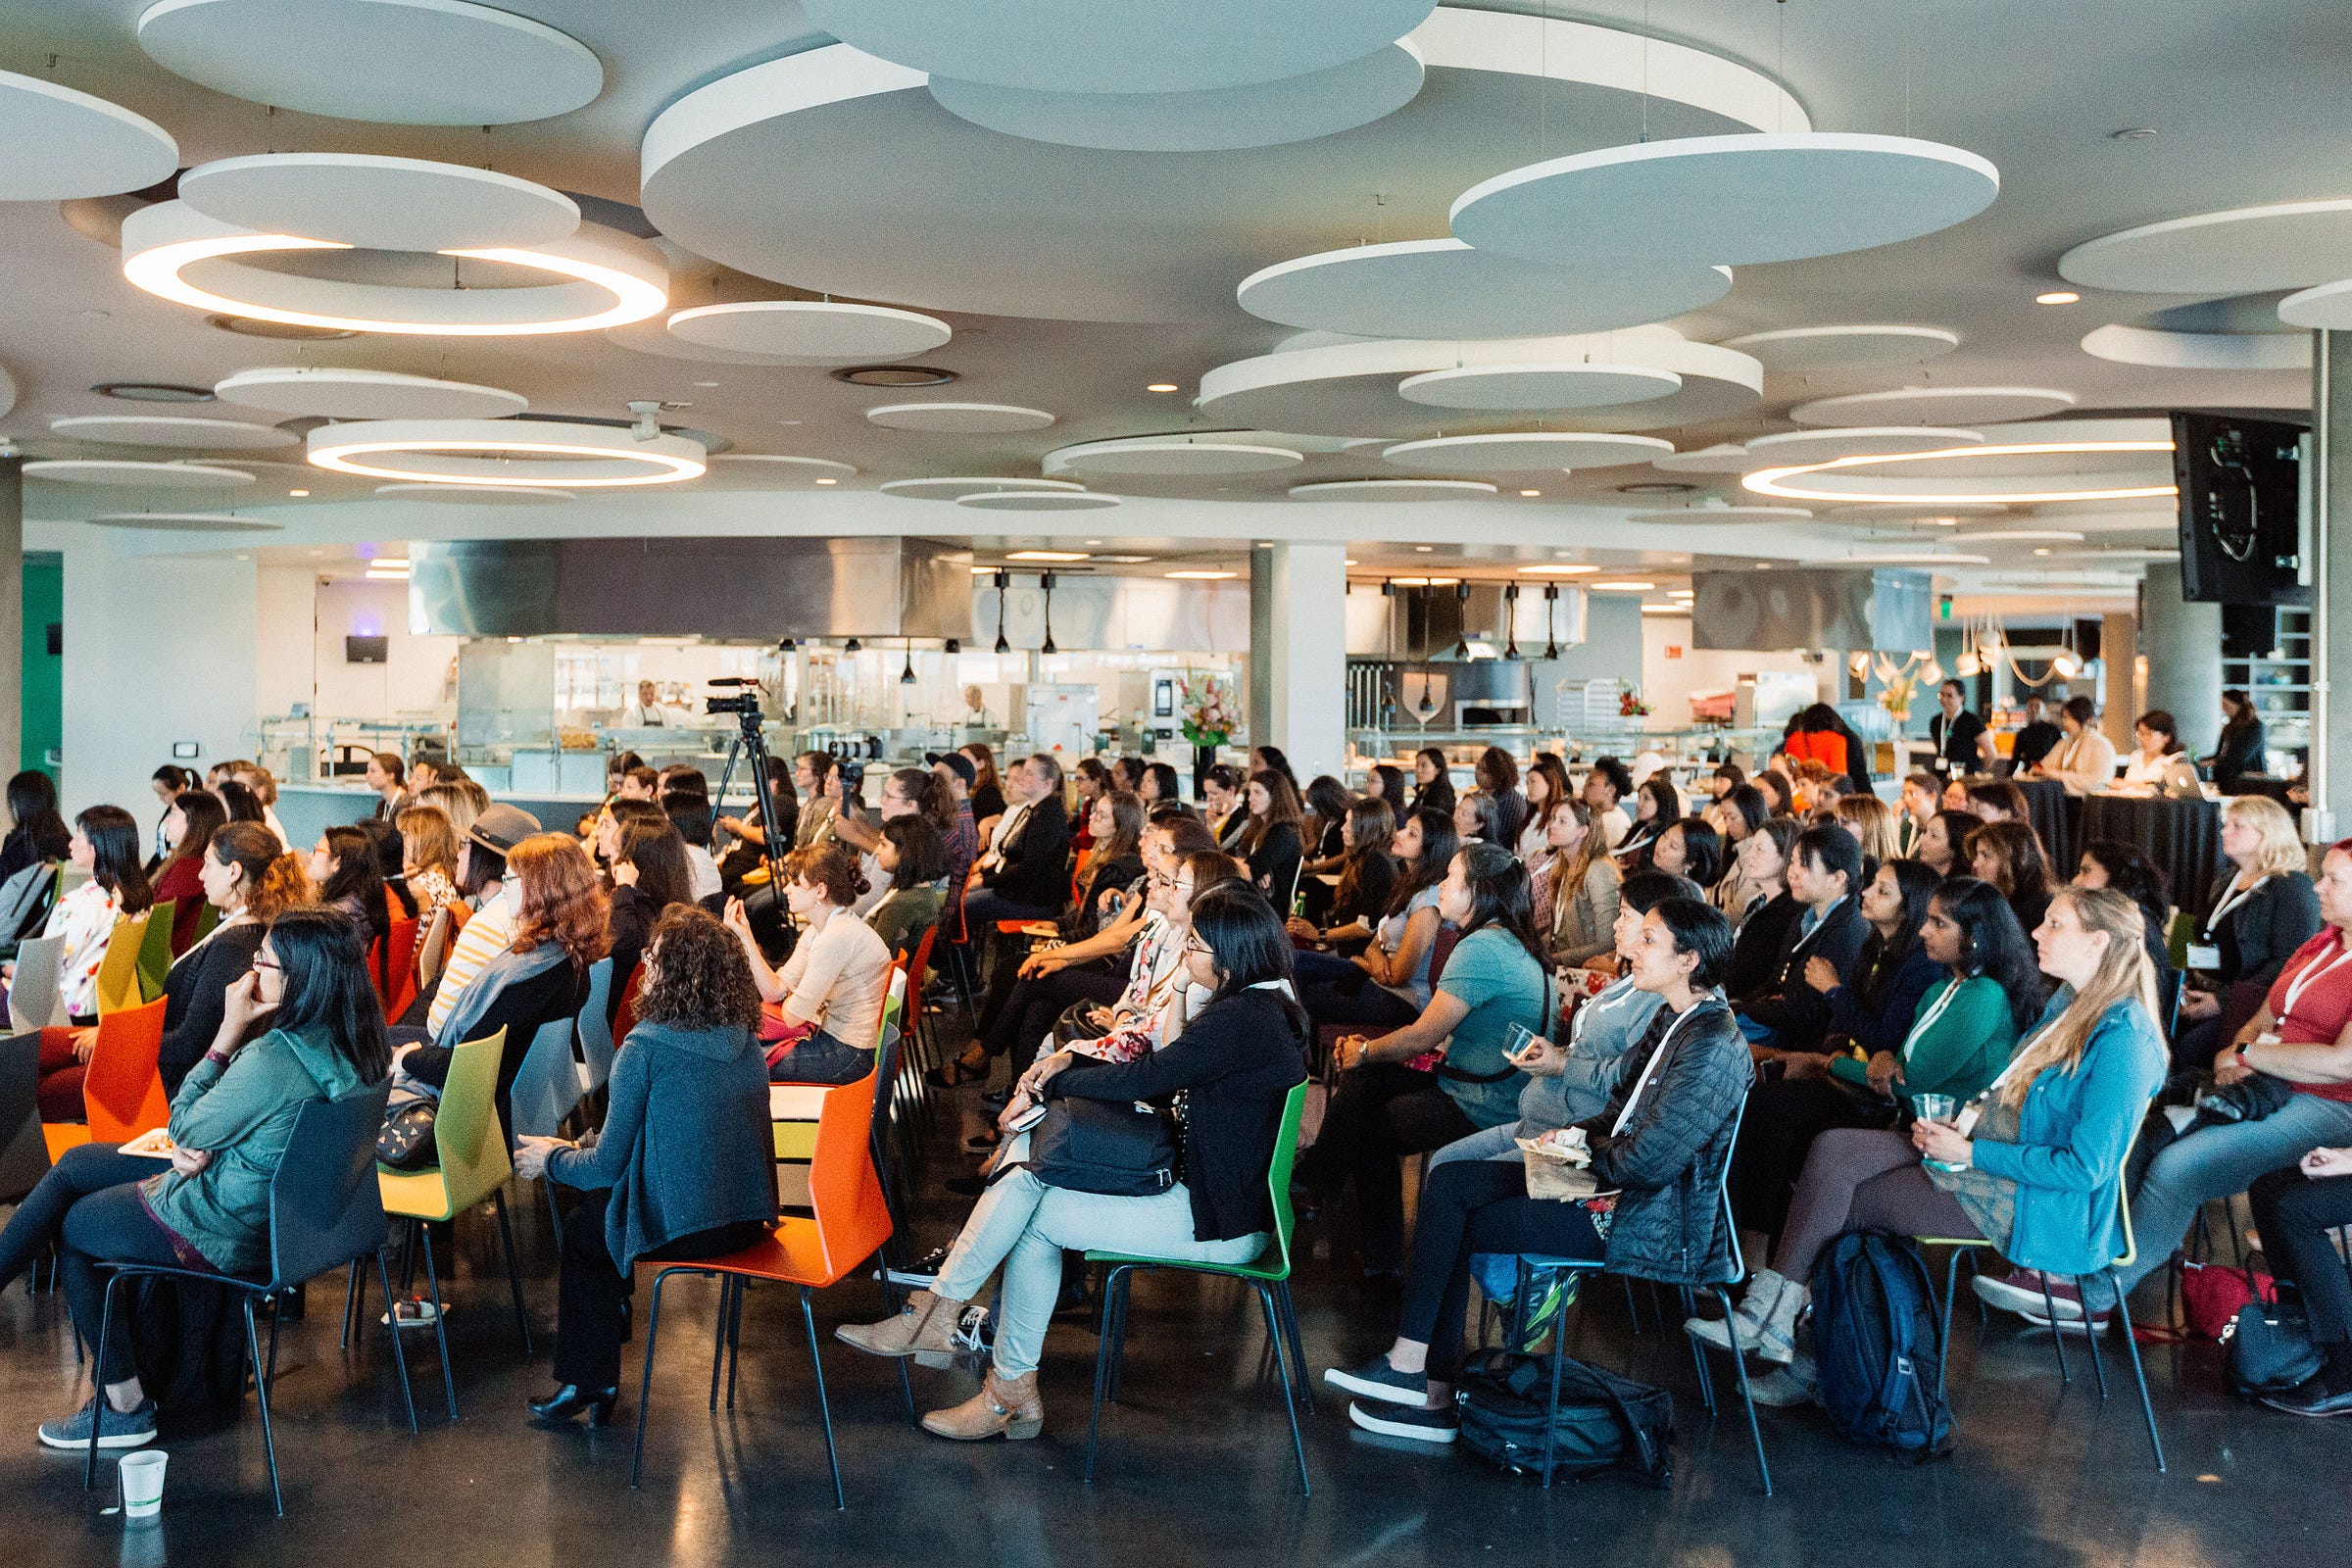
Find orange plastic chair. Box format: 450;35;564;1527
629;1071;898;1504
373;915;419;1024
40;995;170;1161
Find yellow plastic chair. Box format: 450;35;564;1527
91;910;152;1018
134;899;176;1002
374;1029;530;1419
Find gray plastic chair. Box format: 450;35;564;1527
510;1017;587;1249
575;956;616;1092
7;934;66;1032
0;1032;50;1204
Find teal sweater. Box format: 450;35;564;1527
1830;974;2020;1102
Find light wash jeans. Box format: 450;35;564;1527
2091;1092;2352;1306
1427;1122;1522;1170
934;1166;1265;1377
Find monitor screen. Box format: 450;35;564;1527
2173;412;2309;605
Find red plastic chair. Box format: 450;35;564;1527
41;995;170;1161
1428;922;1463;987
612;962;645;1046
373;916;419;1025
900;924;939;1072
628;1072;899;1503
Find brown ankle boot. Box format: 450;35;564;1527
921;1368;1043;1441
835;1290;961;1358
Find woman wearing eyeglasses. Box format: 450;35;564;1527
0;909;392;1451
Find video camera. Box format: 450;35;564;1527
705;676;762;718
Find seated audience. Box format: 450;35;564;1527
1736;823;1869;1054
1541;800;1622;971
1452;788;1503;850
2120;709;2186;786
397;804;463;928
1327;896;1750;1444
1897;771;1940;856
1;768;74;887
964;755;1073;928
1723;817;1804;996
1475;747;1527;851
730;844;893;1085
0;908;391;1449
608;816;695;1000
664;798;724;904
154;823;310;1096
1582;757;1634;849
514;907;779;1426
309;824;391;945
1648;814;1724;892
1235;769;1307;903
2030;695;2119;796
1287;797;1396;954
2072;838;2177;990
422;805;537;1033
2207;689;2268;794
2010;695;2064;775
231;764;288;849
1964;778;2033;825
2246;1144;2352;1416
834;886;1307;1445
1615;776;1681;866
1916;808;1975;878
11;806;154;1041
1296;808;1456;1035
2174;795;2321;1059
1708;785;1771;917
1202;764;1246;851
1516;755;1574;861
1834;792;1902;865
151;787;226;954
1302;775;1353;871
961;743;1005;832
1698;885;2166;1363
1753;768;1796;817
1411;748;1455;818
1295;843;1549;1275
1367;763;1410;829
1970;818;2055;936
867;813;950;956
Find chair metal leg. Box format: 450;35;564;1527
243;1296;285;1516
1936;1247;1966;1399
544;1177;565;1253
1683;1283;1717;1415
1539;1315;1569;1488
630;1268;679;1489
416;1221;459;1420
342;1259;361;1350
896;1352;916;1426
2035;1275;2072;1385
1106;1268;1137;1404
1711;1285;1774;1496
1621;1274;1642;1336
1255;1285;1311;1496
1277;1283;1314;1414
1085;1264;1133;1483
2105;1267;2166;1473
799;1287;847;1511
726;1280;746;1410
2070;1275;2110;1401
84;1273;122;1491
492;1189;533;1355
263;1294;285;1394
375;1251;419;1435
709;1275;732;1411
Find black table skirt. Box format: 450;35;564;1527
2079;793;2224;924
2012;778;2075;871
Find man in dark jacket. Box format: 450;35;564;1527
963;754;1073;927
1735;824;1869;1054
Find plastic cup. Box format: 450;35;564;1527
1911;1093;1958;1125
119;1449;168;1519
1505;1022;1543;1058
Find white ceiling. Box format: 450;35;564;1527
2;0;2338;613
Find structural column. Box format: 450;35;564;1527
2318;328;2350;840
0;457;20;778
2137;561;2222;758
1248;541;1348;783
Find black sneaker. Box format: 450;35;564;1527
1348;1398;1457;1445
2260;1378;2352;1418
37;1396;157;1450
883;1245;952;1290
1324;1353;1429;1407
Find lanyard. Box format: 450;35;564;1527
1611;1002;1703;1136
1899;977;1964;1062
2281;937;2352;1019
2200;874;2267;942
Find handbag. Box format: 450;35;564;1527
1026;1095;1179;1197
2226;1296;2325;1395
375;1099;439;1171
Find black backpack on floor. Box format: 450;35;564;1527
1811;1230;1956;1459
1456;1348;1674;1487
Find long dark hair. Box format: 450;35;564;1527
1931;876;2044;1032
77;806;154;913
2080;838;2171;939
1755;768;1795;816
1189;884;1308;1042
1387;806;1458;915
1663;815;1724;889
165;789;227;871
217;779;266;826
1239;768;1304;857
1336;797;1395;915
1454;788;1502;845
1970;819;2049;906
1143;761;1182;807
1369;763;1409;824
1303;775;1352;846
881;813;946;890
266;907;391;1083
1723;784;1769;838
616;818;695;911
1412;749;1456;815
1452;841;1547;973
1854;858;1940;1002
7;769;71;859
318;824;390;940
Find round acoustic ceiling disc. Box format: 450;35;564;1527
1450;132;2000;268
2059;199;2352;294
928;44;1424;153
955;489;1121;512
1652;443;1757;474
1396;362;1682;411
177;153;580;252
214;367;529;419
135;0;605;125
1829;501;2008;519
1381;432;1673;473
1626;501;1813;523
2278;278;2352;331
49;415;296;450
306;419;706;487
2079;323;2310;370
1743;426;1985;464
666;301;951;363
866;402;1054;433
25;460;256;488
1288;478;1496;502
1046;438;1303;477
880;476;1083;501
1720;324;1958;371
372;482;575;505
1238;238;1730;339
804;0;1436;94
1800;550;1989;566
0;69;179;200
1789;386;2077;427
2039;547;2180;563
83;511;282;531
1952;526;2085;543
706;454;860;480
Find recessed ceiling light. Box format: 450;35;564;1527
693;380;719;388
832;365;957;387
1084;539;1103;546
1591;580;1656;591
1146;383;1179;393
1515;564;1597;575
1519;489;1542;497
813;476;838;484
2034;547;2051;556
2035;291;2081;305
1344;558;1358;565
1641;604;1685;614
1007;550;1090;562
970;565;997;575
365;568;410;580
1413;545;1434;553
2112;127;2157;140
369;557;408;567
1167;569;1238;579
1387;576;1461;587
288;488;309;496
92;381;214;403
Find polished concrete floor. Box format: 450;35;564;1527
3;1059;2348;1568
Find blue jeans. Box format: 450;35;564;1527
766;1028;872;1085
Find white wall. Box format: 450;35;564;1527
62;536;259;818
311;578;463;721
1639;613;1818;726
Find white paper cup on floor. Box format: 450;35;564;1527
119;1450;168;1519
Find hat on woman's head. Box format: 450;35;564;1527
467;803;541;856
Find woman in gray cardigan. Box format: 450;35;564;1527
514;906;777;1427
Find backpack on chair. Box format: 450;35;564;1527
1810;1230;1956;1458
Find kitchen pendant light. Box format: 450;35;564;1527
1039;572;1058;656
1501;583;1520;659
992;570;1011;654
1543;582;1560;661
900;639;917;685
1451;581;1471;660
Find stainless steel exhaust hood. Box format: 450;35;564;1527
410;537;973;641
1689;567;1932;654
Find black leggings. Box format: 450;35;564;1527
1294;1062;1478;1273
2249;1166;2352;1347
0;1144;212;1379
1294;950;1422;1035
1727;1075;1894;1242
980;964;1128;1072
552;1186;771;1390
1396;1158;1605;1380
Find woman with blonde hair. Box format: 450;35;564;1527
1834;792;1902;866
2173;793;2321;1058
1542;798;1620;970
396;804;463;925
417;780;486;849
1696;885;2166;1361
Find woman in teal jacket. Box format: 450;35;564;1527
1695;886;2166;1364
0;909;390;1450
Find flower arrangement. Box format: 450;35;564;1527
1178;675;1237;747
1878;667;1918;723
1617;689;1650;718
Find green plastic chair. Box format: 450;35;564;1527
373;1029;530;1419
134;898;176;1001
189;896;220;947
1083;1079;1312;1494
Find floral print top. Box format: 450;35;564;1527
42;879;122;1020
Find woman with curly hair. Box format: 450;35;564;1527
515;906;779;1427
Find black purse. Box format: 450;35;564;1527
1026;1096;1179;1197
375;1100;439;1171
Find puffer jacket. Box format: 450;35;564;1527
1579;992;1753;1287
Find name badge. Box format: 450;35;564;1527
2184;943;2221;969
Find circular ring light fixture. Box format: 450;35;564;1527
122;202;668;336
307;419;706;487
881;476;1082;501
1450;132;2000;268
865;402;1054;433
1045;437;1303;477
136;0;604;125
1396;362;1683;411
0;68;179;200
372;482;575;506
83;511;281;532
176;153;580;251
1745;436;2177;506
214;367;529;419
1238;238;1730;339
705;454;860;482
24;460;256;488
1381;432;1673;472
1720;323;1958;370
956;489;1121;512
1288;478;1496;502
2080;323;2311;371
50;415;295;450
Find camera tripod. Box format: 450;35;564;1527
707;687;790;872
